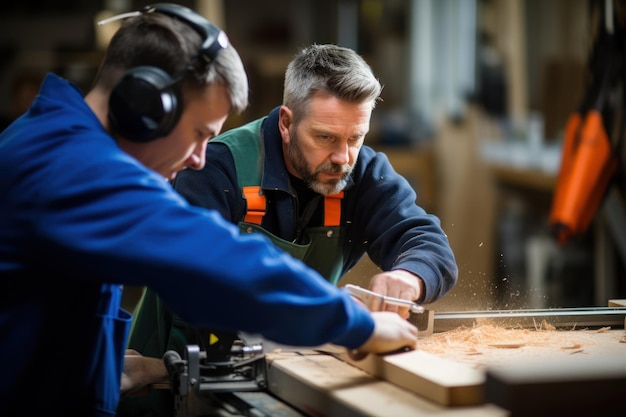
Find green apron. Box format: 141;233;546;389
214;118;345;285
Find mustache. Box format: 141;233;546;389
317;162;350;175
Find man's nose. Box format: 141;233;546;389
187;142;207;170
330;141;350;165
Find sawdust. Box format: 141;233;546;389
416;318;625;369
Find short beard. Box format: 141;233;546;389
288;132;352;195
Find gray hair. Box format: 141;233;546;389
283;44;382;123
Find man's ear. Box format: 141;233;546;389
278;105;292;143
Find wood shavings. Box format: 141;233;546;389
488;342;525;348
596;326;611;333
464;347;482;356
561;343;581;350
539;319;556;330
415;323;622;368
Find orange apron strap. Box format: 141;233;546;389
243;186;266;225
324;192;344;227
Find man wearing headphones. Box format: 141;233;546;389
0;4;419;417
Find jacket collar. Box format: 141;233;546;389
260;106;292;193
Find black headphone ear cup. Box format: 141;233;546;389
108;66;182;142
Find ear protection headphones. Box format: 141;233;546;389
105;3;229;142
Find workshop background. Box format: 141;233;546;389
1;0;624;312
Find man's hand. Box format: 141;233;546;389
349;311;418;360
369;269;424;319
120;349;169;397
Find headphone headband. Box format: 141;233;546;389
98;3;229;68
143;3;229;66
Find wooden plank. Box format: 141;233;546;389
485;354;626;416
265;326;626;414
265;351;506;417
412;326;626;415
336;349;485;406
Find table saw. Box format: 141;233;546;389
161;299;626;417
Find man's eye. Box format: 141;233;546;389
350;136;364;145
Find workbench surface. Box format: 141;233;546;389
265;327;626;417
417;324;626;368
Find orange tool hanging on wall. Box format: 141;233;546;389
548;28;621;245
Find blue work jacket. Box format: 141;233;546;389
0;74;374;416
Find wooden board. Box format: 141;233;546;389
485;353;626;416
336;349;484;406
262;315;626;415
399;326;626;415
265;350;507;417
316;326;626;411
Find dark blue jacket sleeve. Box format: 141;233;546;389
347;148;458;303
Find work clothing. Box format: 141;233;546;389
119;105;458;417
0;74;375;417
175;106;459;301
216;117;347;284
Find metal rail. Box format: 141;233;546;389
431;307;626;332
